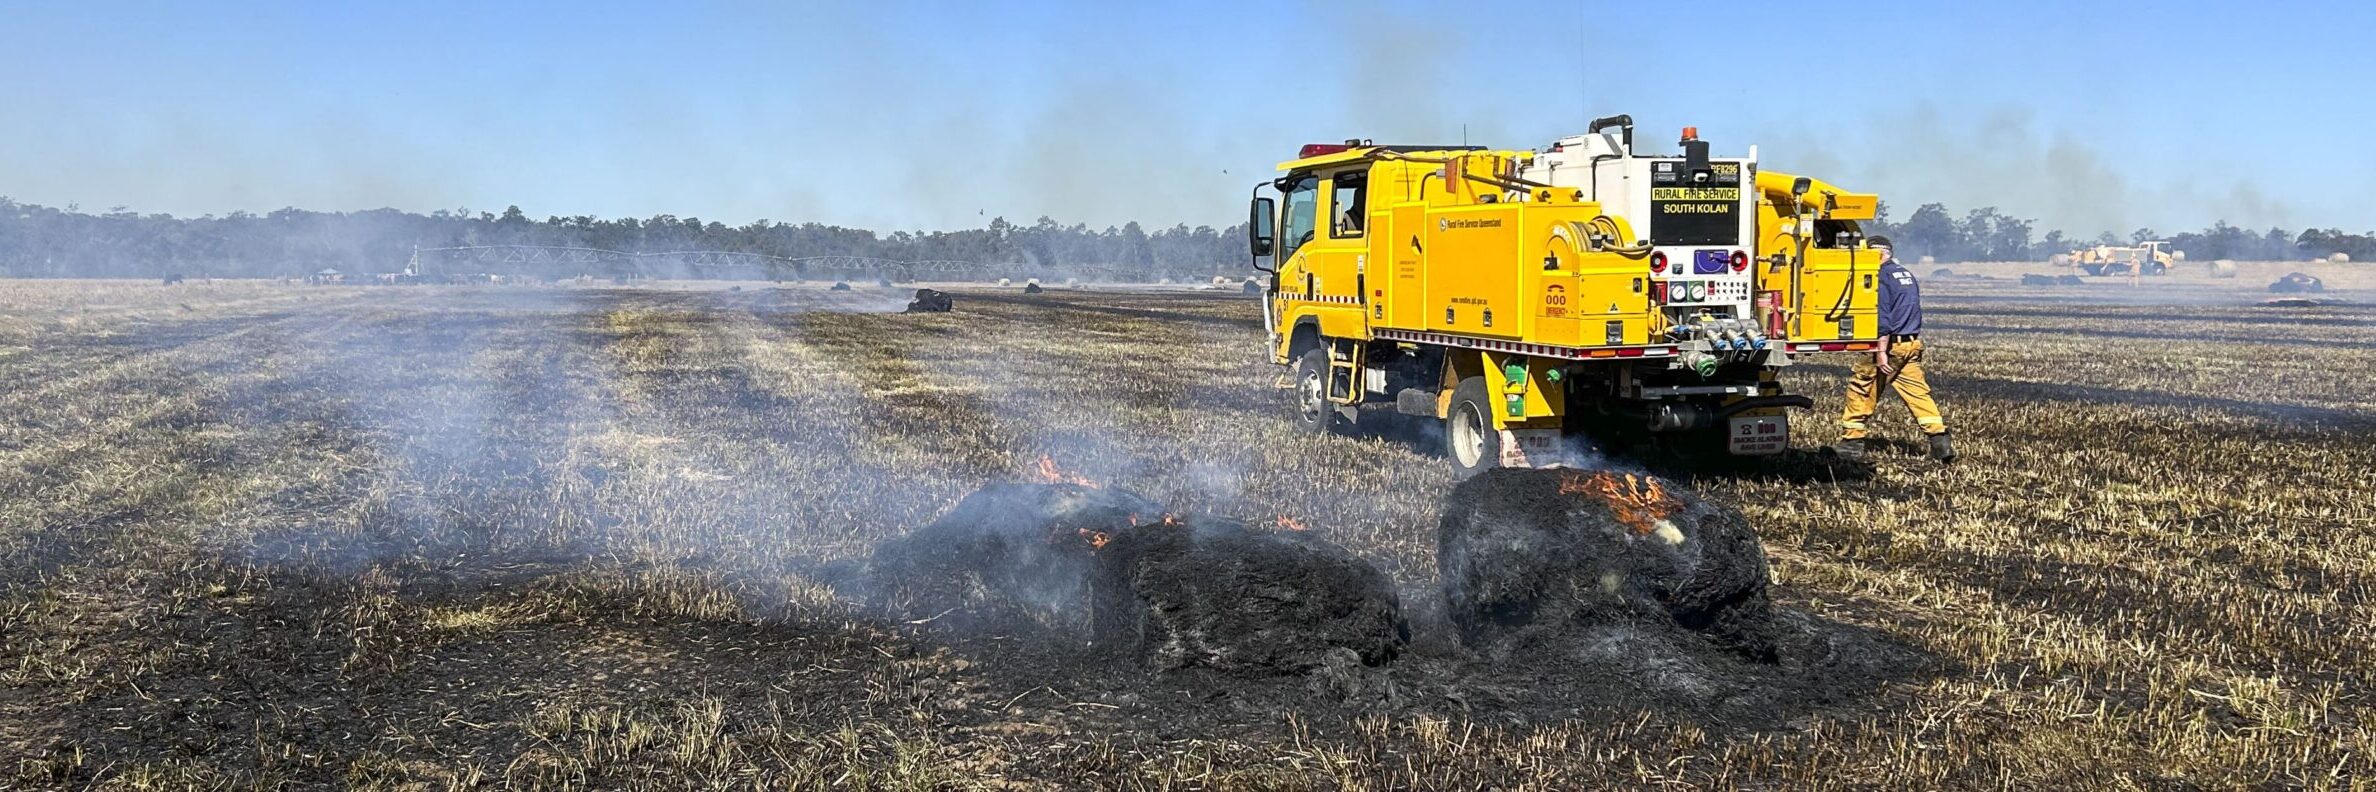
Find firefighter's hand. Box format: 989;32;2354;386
1876;349;1896;377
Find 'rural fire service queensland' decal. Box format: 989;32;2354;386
1650;161;1742;246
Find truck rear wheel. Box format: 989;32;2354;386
1445;376;1499;479
1293;349;1347;434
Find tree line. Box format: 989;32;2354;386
0;199;1255;281
3;195;2369;280
1864;202;2375;263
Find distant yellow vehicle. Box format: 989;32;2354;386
2062;242;2174;276
1247;116;1885;476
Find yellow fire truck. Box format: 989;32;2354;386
1247;116;1885;476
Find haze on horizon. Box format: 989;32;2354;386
3;0;2369;238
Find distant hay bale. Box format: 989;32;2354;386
1918;255;1936;265
2208;260;2239;279
2331;253;2352;263
2048;254;2072;267
2171;250;2188;262
1212;276;1232;285
997;277;1012;287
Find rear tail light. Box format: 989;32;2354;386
1650;252;1669;273
1730;251;1749;272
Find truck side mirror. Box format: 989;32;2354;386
1248;196;1276;258
1790;177;1811;197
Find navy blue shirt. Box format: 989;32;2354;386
1876;258;1922;336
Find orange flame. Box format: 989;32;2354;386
1031;455;1097;487
1559;471;1679;535
1076;528;1111;549
1273;516;1309;531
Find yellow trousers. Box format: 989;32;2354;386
1841;338;1946;439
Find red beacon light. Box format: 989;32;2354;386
1298;142;1354;158
1680;126;1699;142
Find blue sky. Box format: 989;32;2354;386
4;0;2370;236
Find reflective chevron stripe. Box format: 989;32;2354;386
1369;328;1678;360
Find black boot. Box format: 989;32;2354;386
1835;438;1867;461
1928;432;1958;464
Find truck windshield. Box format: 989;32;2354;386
1278;175;1320;258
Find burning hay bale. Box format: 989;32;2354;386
2022;273;2086;286
868;478;1406;674
1023;282;1045;294
904;288;953;313
1437;468;1776;662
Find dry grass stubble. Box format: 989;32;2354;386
0;280;2367;789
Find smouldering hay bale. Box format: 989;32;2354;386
868;482;1149;633
2268;272;2326;293
903;288;953;313
1097;515;1407;672
1437;467;1776;661
868;482;1407;674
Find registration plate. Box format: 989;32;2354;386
1501;428;1585;468
1726;415;1788;456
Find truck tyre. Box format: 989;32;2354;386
1445;376;1499;479
1293;349;1347;434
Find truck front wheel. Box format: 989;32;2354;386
1293;349;1347;434
1446;376;1499;479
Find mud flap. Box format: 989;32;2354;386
1498;428;1590;468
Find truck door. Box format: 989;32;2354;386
1302;168;1369;310
1276;174;1321;295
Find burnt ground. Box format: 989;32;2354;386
2;283;2366;788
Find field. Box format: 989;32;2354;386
2;276;2370;789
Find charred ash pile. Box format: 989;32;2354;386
1438;467;1777;662
867;461;1406;675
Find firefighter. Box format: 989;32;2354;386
1837;236;1956;463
